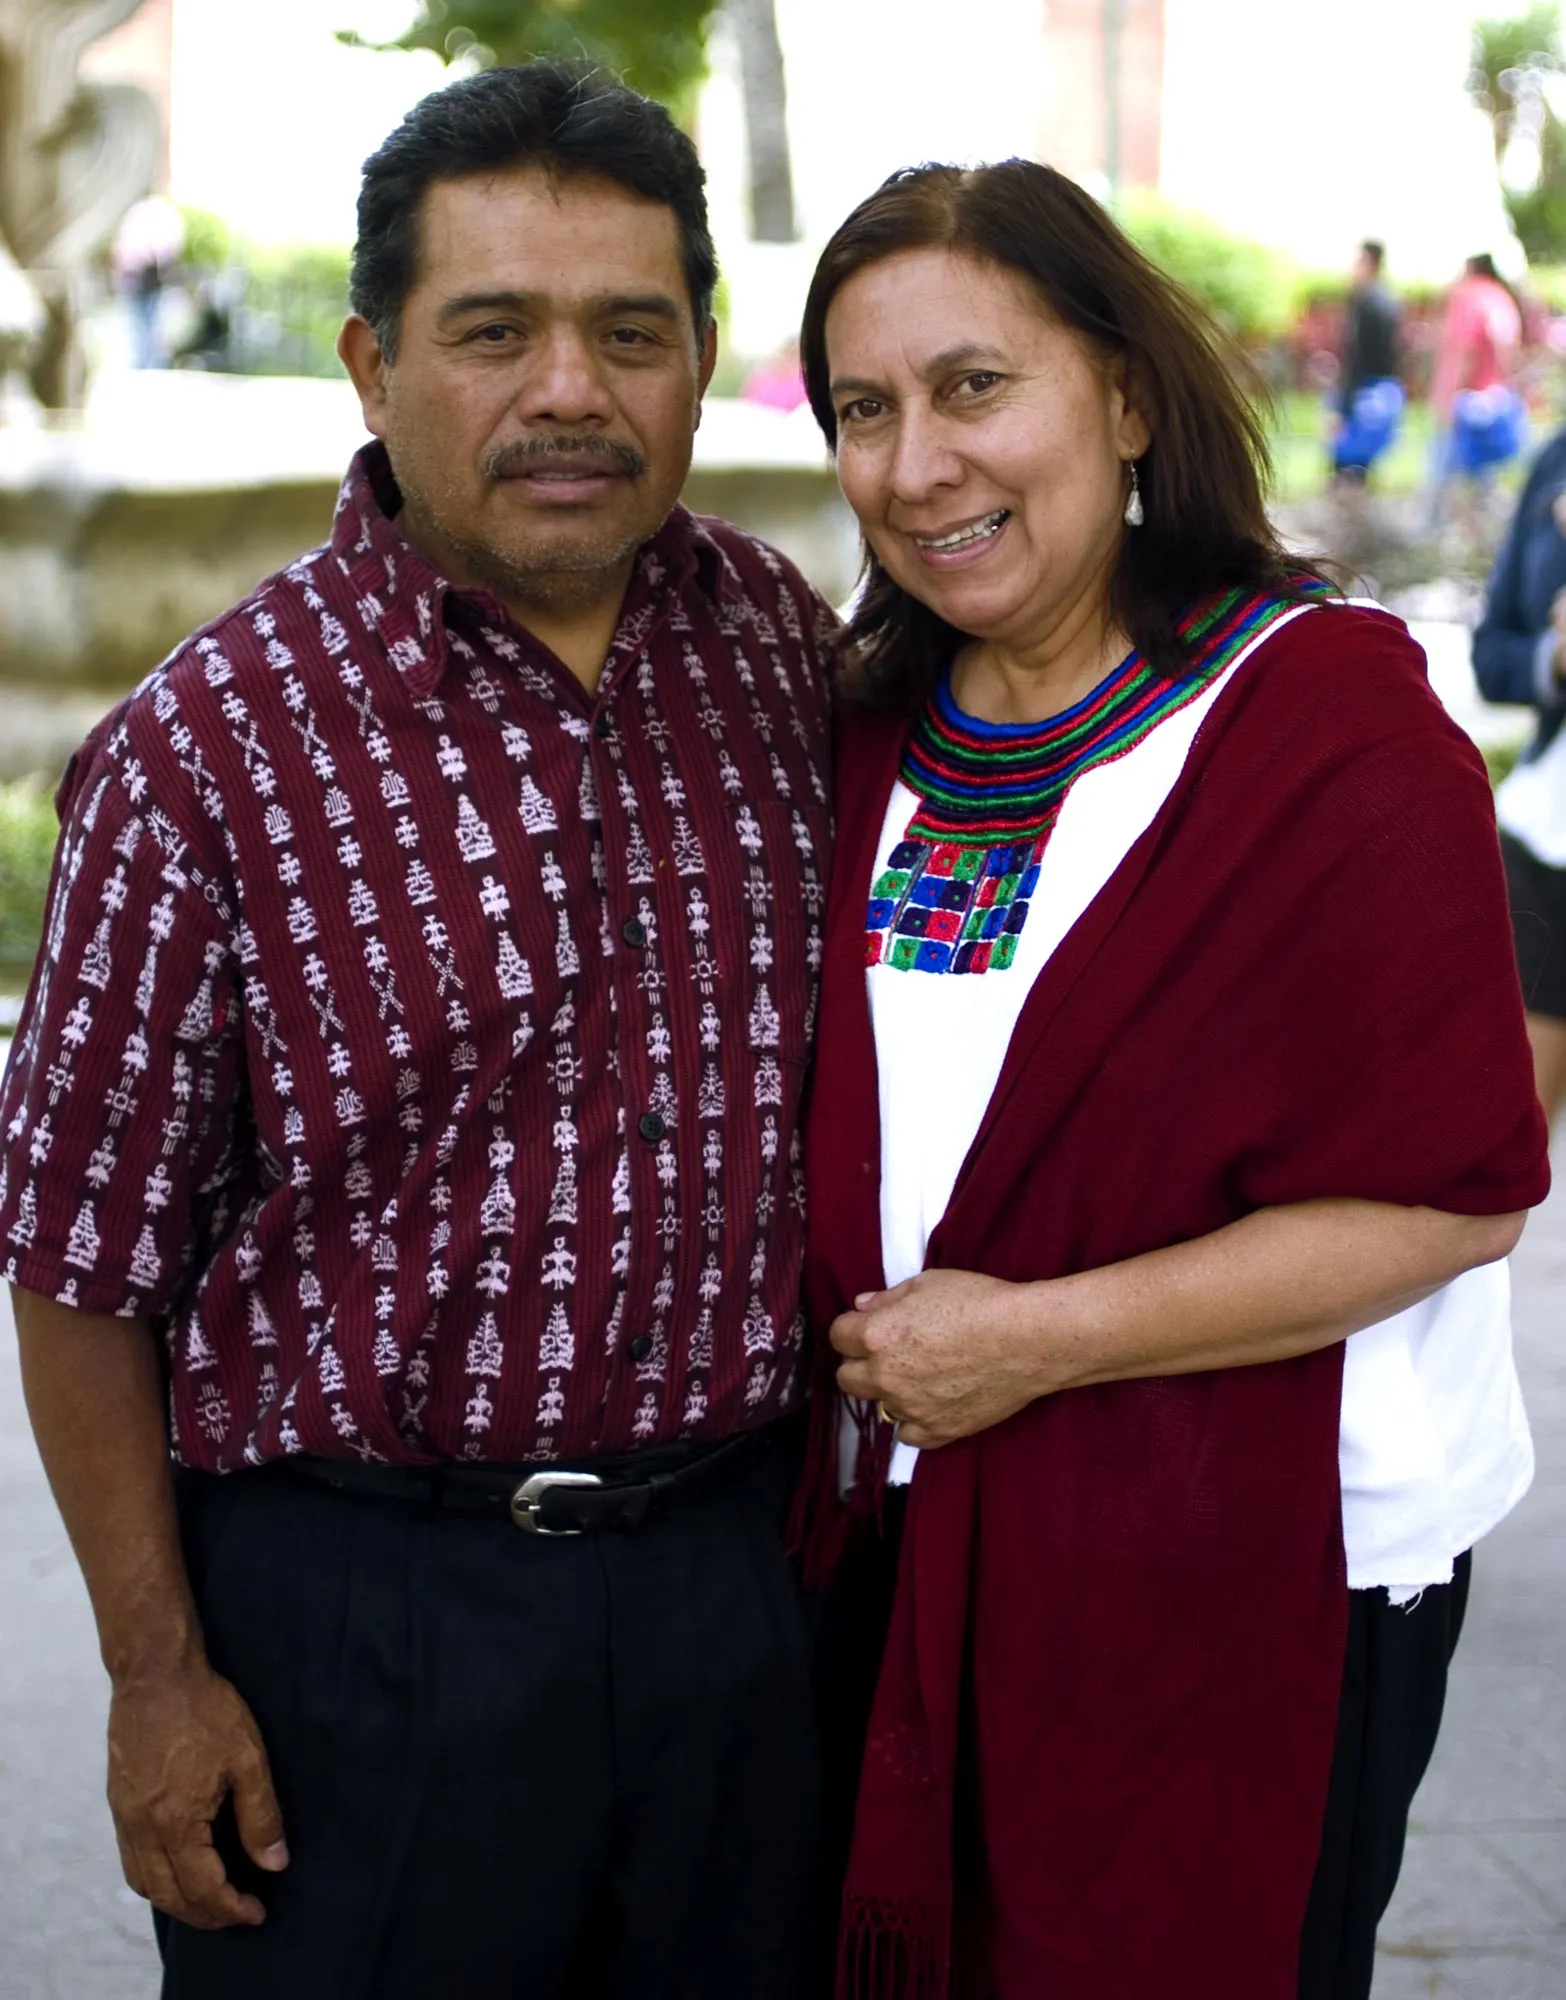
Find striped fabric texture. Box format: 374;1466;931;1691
867;586;1321;975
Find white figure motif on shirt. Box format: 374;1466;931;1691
0;521;834;1472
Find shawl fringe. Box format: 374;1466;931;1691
837;1897;947;2000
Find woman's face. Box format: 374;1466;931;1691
824;248;1150;655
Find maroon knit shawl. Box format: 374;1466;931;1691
802;605;1549;2000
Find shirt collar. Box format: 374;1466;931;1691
328;441;734;699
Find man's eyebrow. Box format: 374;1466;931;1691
436;290;540;325
829;342;1009;398
436;289;686;326
599;293;685;322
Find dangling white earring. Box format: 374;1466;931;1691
1123;460;1144;528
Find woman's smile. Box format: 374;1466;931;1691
907;507;1012;564
824;245;1148;696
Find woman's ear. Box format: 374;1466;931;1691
1112;357;1153;462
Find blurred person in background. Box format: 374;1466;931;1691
171;272;236;373
112;192;185;369
797;160;1547;2000
2;58;833;2000
742;334;809;412
1474;425;1566;1130
1329;239;1403;486
1427;252;1526;530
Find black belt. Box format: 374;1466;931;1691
284;1427;772;1536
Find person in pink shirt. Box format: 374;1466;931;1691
742;335;809;412
1427;254;1526;527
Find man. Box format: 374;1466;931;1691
1330;240;1403;484
1;60;834;1999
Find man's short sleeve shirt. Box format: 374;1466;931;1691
0;445;835;1468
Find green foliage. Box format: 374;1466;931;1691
174;217;350;378
1505;170;1566;260
1119;193;1301;343
340;0;722;112
1468;6;1566;258
179;207;233;269
0;780;59;973
237;244;352;378
1484;737;1523;788
1469;5;1563;160
1524;258;1566;304
1265;392;1439;502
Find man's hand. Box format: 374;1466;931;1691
109;1657;287;1929
12;1289;289;1931
831;1270;1045;1449
1550;583;1566;686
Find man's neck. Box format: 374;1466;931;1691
500;582;632;695
394;502;637;697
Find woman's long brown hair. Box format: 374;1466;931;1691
799;161;1331;707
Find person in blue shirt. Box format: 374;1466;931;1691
1473;425;1566;1126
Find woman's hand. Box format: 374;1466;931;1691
828;1201;1525;1455
830;1270;1061;1449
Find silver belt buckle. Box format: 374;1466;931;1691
509;1469;604;1535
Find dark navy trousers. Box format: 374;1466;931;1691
158;1438;820;2000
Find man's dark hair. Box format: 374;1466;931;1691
1360;239;1385;271
350;58;718;358
800;160;1331;707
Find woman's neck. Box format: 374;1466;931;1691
948;594;1134;726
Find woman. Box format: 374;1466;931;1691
1474;425;1566;1129
797;163;1548;2000
1426;253;1526;533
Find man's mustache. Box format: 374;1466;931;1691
483;434;646;480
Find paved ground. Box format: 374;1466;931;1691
0;1149;1562;1998
1372;1140;1566;1999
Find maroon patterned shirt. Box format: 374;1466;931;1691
0;446;834;1469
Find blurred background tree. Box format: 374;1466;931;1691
1119;192;1300;344
342;0;797;240
1469;3;1566;260
724;0;796;240
341;0;718;109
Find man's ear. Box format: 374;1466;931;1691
338;315;392;440
694;317;718;426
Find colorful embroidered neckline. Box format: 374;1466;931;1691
866;585;1320;976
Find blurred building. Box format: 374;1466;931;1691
65;0;1522;293
1038;0;1165;197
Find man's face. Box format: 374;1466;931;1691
341;167;715;616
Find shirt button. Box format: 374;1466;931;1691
628;1334;654;1363
594;711;613;740
621;916;647;949
637;1111;665;1143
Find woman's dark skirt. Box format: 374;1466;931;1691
1502;827;1566;1021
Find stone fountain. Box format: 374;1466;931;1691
0;4;856;780
0;0;158;408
